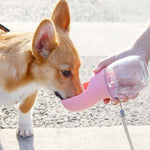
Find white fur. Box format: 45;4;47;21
0;82;41;137
17;109;33;137
0;82;41;107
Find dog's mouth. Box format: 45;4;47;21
54;91;64;100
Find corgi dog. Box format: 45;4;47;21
0;0;83;137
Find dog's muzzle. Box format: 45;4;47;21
54;91;64;100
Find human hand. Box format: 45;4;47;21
93;22;150;105
93;50;141;105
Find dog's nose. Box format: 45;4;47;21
54;91;64;100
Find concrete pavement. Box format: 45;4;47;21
2;22;147;56
1;126;150;150
0;22;150;150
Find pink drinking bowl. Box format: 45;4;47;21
60;56;149;112
60;69;111;111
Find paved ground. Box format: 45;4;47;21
1;126;150;150
1;1;150;149
0;0;150;22
0;22;150;150
2;22;147;57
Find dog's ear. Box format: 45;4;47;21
51;0;70;31
32;19;57;62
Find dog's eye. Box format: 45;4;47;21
61;70;72;78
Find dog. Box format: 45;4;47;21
0;0;83;137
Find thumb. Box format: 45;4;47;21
93;60;107;73
93;55;117;73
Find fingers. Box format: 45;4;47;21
93;60;107;73
105;93;138;105
103;98;120;105
111;97;129;105
111;98;120;105
103;98;110;104
93;55;117;73
128;93;139;100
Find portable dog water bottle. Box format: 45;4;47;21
61;55;149;111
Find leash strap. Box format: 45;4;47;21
120;103;135;150
0;24;10;32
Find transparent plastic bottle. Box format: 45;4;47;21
105;55;149;100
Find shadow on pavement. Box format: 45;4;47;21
0;144;4;150
17;135;34;150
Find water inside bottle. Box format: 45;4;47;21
105;56;149;100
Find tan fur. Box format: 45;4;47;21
0;30;5;35
0;32;34;92
51;0;70;31
19;91;37;113
0;0;83;114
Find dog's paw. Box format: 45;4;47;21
17;125;33;137
18;109;34;137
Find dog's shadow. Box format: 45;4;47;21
0;135;34;150
0;143;4;150
16;135;34;150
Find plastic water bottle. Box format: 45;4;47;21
61;55;149;112
105;55;149;100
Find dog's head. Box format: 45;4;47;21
31;0;83;99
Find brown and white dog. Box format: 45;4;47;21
0;0;83;137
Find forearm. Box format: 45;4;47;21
130;24;150;63
94;22;150;73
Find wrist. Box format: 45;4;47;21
114;48;150;64
115;49;134;60
131;47;150;64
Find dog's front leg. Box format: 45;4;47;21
17;92;37;137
